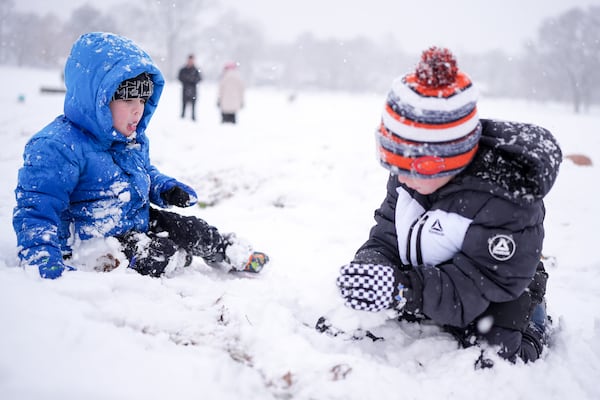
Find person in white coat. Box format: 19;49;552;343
218;62;245;124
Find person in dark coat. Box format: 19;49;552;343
178;54;202;121
335;47;562;365
12;33;268;280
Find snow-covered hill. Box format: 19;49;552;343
1;67;599;400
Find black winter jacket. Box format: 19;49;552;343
354;119;562;328
178;66;202;101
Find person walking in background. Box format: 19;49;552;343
218;61;245;124
178;54;202;121
13;33;268;280
334;47;562;366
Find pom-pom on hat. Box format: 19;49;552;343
112;72;154;102
376;47;481;178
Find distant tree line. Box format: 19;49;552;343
1;0;598;112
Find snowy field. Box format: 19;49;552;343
0;66;599;400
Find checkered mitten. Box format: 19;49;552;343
336;263;407;312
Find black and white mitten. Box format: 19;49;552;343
336;263;407;312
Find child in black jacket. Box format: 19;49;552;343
336;47;562;364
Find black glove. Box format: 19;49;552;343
161;185;191;207
120;232;180;277
336;263;407;312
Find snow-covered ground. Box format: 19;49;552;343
1;66;599;400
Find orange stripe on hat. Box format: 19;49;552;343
385;104;478;131
379;144;478;175
404;72;472;98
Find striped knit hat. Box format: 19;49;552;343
376;47;481;178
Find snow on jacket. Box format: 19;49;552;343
13;32;181;269
354;119;562;328
218;69;244;113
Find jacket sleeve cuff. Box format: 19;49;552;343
352;249;393;265
396;270;424;315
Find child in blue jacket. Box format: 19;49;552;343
13;32;268;279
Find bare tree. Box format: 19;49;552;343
3;1;599;110
9;12;64;67
533;7;600;113
62;4;118;45
0;0;15;63
115;0;209;80
200;10;266;81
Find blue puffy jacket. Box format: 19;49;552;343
13;32;182;272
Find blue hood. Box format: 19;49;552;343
63;32;164;149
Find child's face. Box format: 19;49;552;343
109;98;146;137
397;174;454;195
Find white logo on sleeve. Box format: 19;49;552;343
488;234;516;261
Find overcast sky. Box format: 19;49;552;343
16;0;600;53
